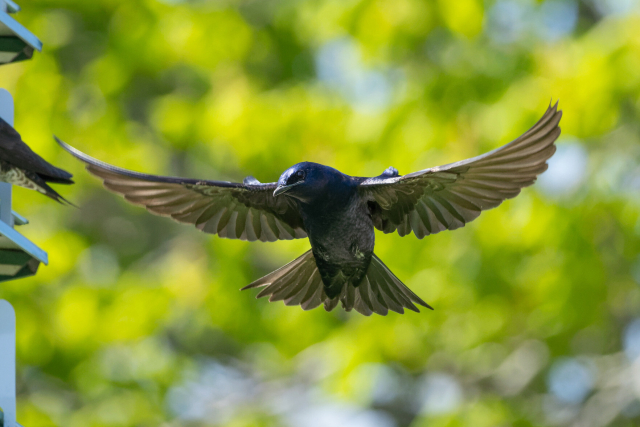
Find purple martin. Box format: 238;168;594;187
55;102;561;316
0;118;73;204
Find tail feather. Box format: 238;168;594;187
39;174;74;185
366;254;431;312
301;282;324;310
353;290;373;316
39;180;77;207
243;251;432;316
19;171;77;207
324;296;340;312
284;269;318;306
244;250;325;310
242;253;310;290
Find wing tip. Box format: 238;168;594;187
409;294;434;311
421;301;435;310
54;135;76;157
241;279;267;291
54;135;107;170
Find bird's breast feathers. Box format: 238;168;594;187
0;162;47;194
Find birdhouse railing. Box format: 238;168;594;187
0;4;45;426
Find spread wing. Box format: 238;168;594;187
0;119;73;183
55;137;306;242
358;102;562;238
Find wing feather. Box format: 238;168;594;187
56;138;306;242
359;102;562;238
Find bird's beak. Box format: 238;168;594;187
273;181;302;197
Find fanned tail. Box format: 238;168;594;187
242;251;432;316
242;250;325;310
350;254;433;315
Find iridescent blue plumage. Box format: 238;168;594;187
274;163;373;300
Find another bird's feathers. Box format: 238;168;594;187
0;119;73;204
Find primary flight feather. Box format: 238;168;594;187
56;102;561;316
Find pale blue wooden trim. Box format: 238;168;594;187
0;89;13;227
4;1;20;14
11;211;27;226
0;300;16;427
0;10;42;52
0;221;48;265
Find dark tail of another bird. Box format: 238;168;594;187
42;183;76;206
31;174;76;206
242;251;432;316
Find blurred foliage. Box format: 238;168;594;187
1;0;640;426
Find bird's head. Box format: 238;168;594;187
274;162;341;202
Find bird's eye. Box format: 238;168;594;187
287;170;306;185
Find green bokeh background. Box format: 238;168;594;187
1;0;640;426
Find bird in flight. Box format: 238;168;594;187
0;118;73;204
56;102;561;316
